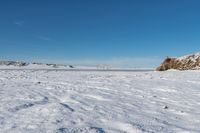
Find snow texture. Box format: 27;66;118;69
0;70;200;133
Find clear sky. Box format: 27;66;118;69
0;0;200;68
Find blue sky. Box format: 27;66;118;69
0;0;200;68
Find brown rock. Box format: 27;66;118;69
156;53;200;71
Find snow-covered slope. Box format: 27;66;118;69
156;52;200;71
0;70;200;133
0;61;74;69
178;52;200;60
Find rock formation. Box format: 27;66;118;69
0;61;29;66
156;53;200;71
0;61;74;68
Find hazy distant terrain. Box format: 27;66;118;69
0;69;199;133
0;61;74;69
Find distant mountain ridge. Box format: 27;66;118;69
156;52;200;71
0;61;28;66
0;61;74;69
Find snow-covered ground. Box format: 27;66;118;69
0;70;200;133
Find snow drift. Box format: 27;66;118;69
0;70;200;132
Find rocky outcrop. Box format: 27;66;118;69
156;53;200;71
0;61;74;68
0;61;29;66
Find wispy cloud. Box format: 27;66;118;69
37;36;51;41
14;20;24;26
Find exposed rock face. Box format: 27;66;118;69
156;53;200;71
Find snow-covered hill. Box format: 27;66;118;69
156;52;200;71
0;61;74;69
